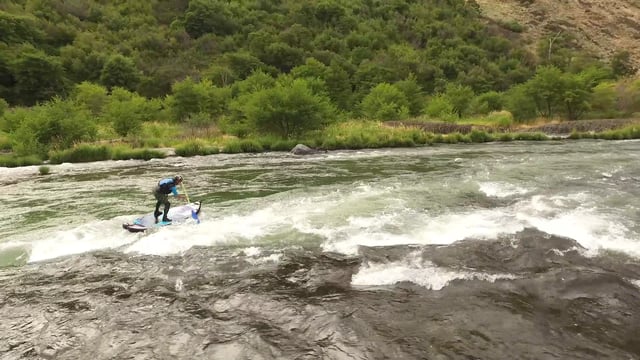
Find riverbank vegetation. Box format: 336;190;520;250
1;0;639;167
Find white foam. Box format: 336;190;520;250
243;247;262;257
322;208;524;255
27;218;139;262
479;181;529;198
16;180;640;263
515;197;640;257
352;253;516;290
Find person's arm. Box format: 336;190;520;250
171;185;187;200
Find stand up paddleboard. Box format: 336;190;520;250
122;201;202;233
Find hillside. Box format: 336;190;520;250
476;0;640;70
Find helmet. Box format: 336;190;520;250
174;175;183;183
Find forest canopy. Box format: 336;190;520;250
1;0;639;160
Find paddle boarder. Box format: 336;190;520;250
153;175;186;223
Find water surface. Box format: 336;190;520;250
1;140;639;359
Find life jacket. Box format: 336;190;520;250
157;178;176;194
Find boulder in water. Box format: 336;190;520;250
290;144;322;155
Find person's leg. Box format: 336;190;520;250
153;190;165;223
162;199;172;222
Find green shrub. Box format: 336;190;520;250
595;126;640;140
49;144;111;164
0;155;42;167
485;111;514;128
221;140;243;153
320;137;345;150
38;165;50;175
238;139;264;153
443;133;471;144
269;139;298;151
469;130;494;143
500;20;524;33
0;132;11;150
175;140;219;156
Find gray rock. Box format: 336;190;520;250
290;144;320;155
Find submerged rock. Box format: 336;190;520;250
1;230;640;359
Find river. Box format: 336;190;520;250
1;140;639;359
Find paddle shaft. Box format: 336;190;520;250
181;183;191;203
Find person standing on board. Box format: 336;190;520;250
153;175;186;223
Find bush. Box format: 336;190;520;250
221;140;243;153
0;154;42;167
38;165;50;175
49;144;111;164
469;130;494;143
12;98;97;157
485;111;514;128
238;139;263;153
361;83;410;121
269;139;298;151
500;20;524;33
0;132;11;150
174;140;219;156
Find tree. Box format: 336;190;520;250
471;91;503;115
611;51;637;78
222;51;269;80
102;88;162;137
361;82;410;121
394;74;424;116
169;77;206;122
0;10;42;44
325;60;353;110
503;84;537;121
424;95;455;120
562;72;592;120
231;70;276;97
169;77;230;122
11;46;67;106
444;83;474;118
60;46;106;83
261;42;305;73
525;66;565;118
240;78;336;138
0;97;7;117
291;58;328;80
105;100;143;137
590;81;618;117
184;0;237;38
72;82;108;115
204;64;236;87
99;54;140;91
13;98;96;156
0;49;16;103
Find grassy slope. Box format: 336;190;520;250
476;0;640;71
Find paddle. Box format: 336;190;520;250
181;183;201;224
181;182;191;203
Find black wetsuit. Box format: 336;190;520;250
153;178;179;222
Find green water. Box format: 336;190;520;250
1;140;640;265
